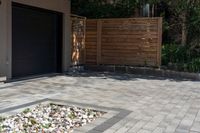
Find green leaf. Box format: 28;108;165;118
23;108;31;114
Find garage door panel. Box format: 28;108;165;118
13;59;56;77
12;3;62;78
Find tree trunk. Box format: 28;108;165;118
181;12;187;46
134;8;140;17
151;4;155;17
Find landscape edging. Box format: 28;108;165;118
84;65;200;81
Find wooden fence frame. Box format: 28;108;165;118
85;17;163;67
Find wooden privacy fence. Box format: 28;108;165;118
85;18;162;67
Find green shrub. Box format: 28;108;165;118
162;43;200;73
162;44;188;65
187;58;200;72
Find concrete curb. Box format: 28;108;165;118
85;65;200;81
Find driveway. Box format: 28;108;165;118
0;72;200;133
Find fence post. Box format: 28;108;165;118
157;17;163;67
97;20;102;65
83;18;87;64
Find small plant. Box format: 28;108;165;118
0;125;2;133
0;116;5;122
42;123;51;129
30;118;37;125
23;108;31;114
0;117;4;133
68;112;77;119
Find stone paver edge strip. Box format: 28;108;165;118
0;98;132;133
0;98;48;113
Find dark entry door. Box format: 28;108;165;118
12;3;62;78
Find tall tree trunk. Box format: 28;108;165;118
134;8;140;17
152;4;155;17
181;12;187;46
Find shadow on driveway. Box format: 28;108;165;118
66;71;197;82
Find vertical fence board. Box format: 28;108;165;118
157;17;163;67
97;20;102;65
85;20;97;65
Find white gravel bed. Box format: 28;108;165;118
0;103;105;133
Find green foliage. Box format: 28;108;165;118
42;123;51;129
161;1;200;72
68;112;76;119
30;118;37;125
187;6;200;47
72;0;139;18
0;116;5;123
162;43;200;72
187;58;200;72
162;44;188;65
23;108;31;114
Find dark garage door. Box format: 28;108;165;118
12;3;62;78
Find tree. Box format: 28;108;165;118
72;0;200;46
71;0;139;18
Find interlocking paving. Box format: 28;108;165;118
0;98;131;133
0;72;200;133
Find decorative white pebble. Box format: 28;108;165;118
0;104;105;132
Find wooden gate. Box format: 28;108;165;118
71;15;86;66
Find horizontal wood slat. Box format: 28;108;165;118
85;18;162;66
